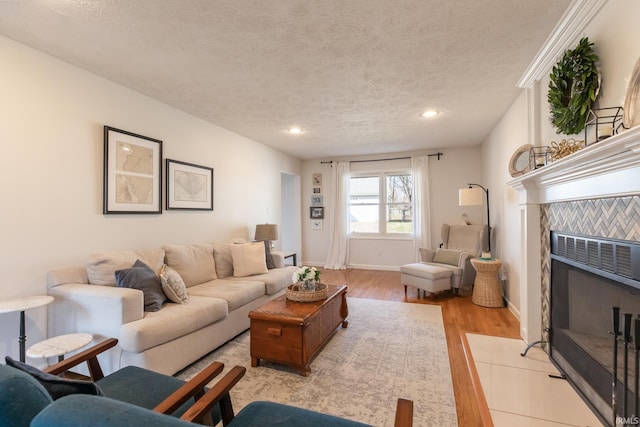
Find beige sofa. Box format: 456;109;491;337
46;242;297;376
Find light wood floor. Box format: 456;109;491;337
319;268;521;427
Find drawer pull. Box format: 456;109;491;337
267;328;282;336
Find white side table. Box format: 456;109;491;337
0;295;54;362
27;333;93;362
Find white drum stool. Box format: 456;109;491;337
27;333;93;363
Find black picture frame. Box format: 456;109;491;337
310;206;324;219
166;159;214;211
103;126;163;214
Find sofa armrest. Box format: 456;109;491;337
418;248;436;262
48;283;144;339
270;251;285;268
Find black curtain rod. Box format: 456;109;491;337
320;152;443;165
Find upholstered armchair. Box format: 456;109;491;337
440;224;486;287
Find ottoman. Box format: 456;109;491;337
400;263;453;298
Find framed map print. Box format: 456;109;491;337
166;159;214;210
103;126;162;214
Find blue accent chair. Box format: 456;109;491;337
1;338;413;427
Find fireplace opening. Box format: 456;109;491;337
550;232;640;426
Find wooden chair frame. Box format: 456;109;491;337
41;338;245;425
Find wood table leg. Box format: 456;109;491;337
340;289;349;328
251;357;259;367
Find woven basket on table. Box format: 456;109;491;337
286;283;328;302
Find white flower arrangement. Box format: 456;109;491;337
292;266;320;283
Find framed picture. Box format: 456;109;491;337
311;219;323;230
312;173;322;186
103;126;162;214
313;187;322;194
166;159;214;210
311;195;323;206
310;206;324;219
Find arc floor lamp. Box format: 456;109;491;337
458;183;491;254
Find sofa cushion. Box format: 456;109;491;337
212;243;234;279
4;357;104;400
119;295;228;353
432;249;463;266
188;279;265;311
87;248;165;286
163;244;217;287
227;266;297;295
115;260;167;312
230;243;268;277
159;265;189;304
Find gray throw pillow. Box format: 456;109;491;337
115;259;167;312
5;356;104;400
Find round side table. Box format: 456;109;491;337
0;295;54;362
27;333;93;362
470;258;504;308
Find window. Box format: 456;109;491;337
349;172;412;235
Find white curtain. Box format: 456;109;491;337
324;161;350;269
411;155;432;260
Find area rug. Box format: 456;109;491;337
177;298;458;426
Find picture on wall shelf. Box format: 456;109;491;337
313;187;322;194
311;219;323;230
311;195;323;206
310;206;324;219
166;159;214;210
103;126;162;214
312;173;322;186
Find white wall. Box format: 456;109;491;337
481;92;530;316
301;147;483;268
480;0;640;326
0;36;301;360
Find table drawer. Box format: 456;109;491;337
250;319;303;364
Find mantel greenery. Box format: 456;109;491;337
548;37;600;135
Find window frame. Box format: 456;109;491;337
348;168;413;238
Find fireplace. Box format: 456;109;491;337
550;231;640;425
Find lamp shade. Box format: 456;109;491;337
254;223;279;241
458;187;484;206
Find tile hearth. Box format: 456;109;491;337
466;333;602;426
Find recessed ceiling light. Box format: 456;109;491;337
287;127;303;134
421;110;439;118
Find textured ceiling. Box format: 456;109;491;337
0;0;571;159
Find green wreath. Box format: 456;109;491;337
548;37;600;135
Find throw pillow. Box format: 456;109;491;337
162;243;217;287
159;264;189;304
86;248;165;286
212;243;234;278
230;242;268;277
433;249;463;266
115;259;167;312
255;240;276;269
5;356;104;400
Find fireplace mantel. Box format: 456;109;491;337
508;126;640;204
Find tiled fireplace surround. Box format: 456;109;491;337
540;196;640;343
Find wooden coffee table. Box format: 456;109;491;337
249;284;348;376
